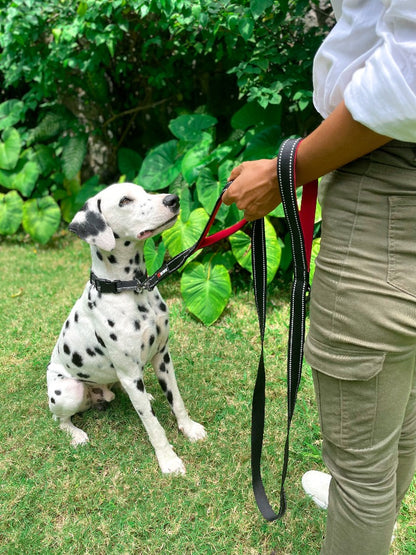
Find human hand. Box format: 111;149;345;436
222;158;281;221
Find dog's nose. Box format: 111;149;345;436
163;194;180;211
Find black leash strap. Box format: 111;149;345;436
251;137;316;521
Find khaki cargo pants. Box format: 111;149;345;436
305;141;416;555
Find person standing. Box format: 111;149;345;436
223;1;416;553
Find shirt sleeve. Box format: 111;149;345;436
344;0;416;141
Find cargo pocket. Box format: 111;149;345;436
306;336;386;449
388;197;416;299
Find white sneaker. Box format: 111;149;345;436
302;470;331;509
302;471;398;545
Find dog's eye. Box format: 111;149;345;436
119;196;133;207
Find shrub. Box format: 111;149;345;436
0;0;330;320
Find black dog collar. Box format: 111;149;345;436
90;271;145;294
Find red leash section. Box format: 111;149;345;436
143;183;247;290
194;182;247;250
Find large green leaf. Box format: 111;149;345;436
231;101;281;130
22;196;61;244
162;207;209;257
229;218;281;283
0;100;25;131
242;125;281;161
180;132;212;184
62;134;88;179
181;261;231;325
138;140;181;191
195;167;221;213
144;237;167;276
118;148;142;181
250;0;274;18
195;167;229;223
11;159;41;197
169;114;217;142
0;128;21;170
0;190;23;235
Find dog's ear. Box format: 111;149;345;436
68;198;116;251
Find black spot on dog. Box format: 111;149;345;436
95;347;104;356
124;241;131;247
134;320;141;331
95;332;106;348
69;210;107;239
107;319;115;327
97;199;102;213
55;390;62;396
138;305;148;313
77;372;90;379
163;353;170;364
149;335;155;346
134;269;146;281
65;320;70;329
113;232;120;239
136;379;145;392
124;267;130;274
74;312;79;323
86;348;96;356
159;362;166;373
108;254;117;264
110;333;117;341
159;302;167;312
159;378;167;392
156;325;160;336
50;397;55;404
134;253;141;265
63;343;71;355
72;352;83;367
96;249;103;261
166;391;173;405
88;302;96;310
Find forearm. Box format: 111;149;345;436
295;100;391;186
223;100;392;220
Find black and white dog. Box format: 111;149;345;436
47;182;206;474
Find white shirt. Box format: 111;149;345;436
313;0;416;141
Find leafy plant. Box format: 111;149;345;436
0;1;329;318
0;100;105;243
136;110;321;325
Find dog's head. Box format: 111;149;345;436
69;183;180;251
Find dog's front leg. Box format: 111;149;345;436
118;374;186;475
152;348;207;442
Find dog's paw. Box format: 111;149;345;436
179;420;207;443
158;452;186;475
70;429;89;447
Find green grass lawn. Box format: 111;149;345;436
1;232;414;554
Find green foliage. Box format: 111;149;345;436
137;110;321;325
181;260;232;325
0;100;106;242
0;0;330;321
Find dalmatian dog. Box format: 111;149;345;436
47;182;206;474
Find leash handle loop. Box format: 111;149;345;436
251;138;318;521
